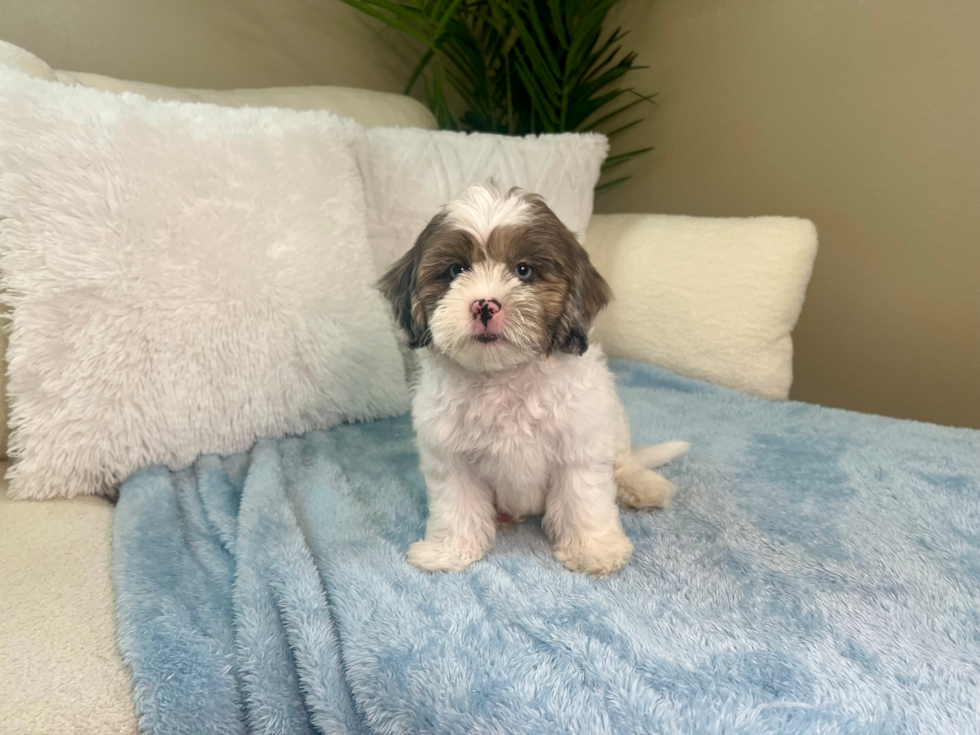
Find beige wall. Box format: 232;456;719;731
0;0;419;93
599;0;980;428
3;0;978;428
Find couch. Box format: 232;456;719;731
0;40;818;734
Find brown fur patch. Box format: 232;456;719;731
413;229;479;319
486;194;610;355
377;213;480;348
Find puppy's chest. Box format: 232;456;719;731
435;377;563;458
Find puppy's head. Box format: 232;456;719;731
378;182;610;373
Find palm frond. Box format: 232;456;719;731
338;0;656;191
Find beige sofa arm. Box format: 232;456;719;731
584;213;818;400
0;40;57;81
0;40;438;130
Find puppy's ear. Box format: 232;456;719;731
550;238;611;356
377;250;422;347
378;217;444;349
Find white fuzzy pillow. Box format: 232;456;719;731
362;128;608;273
585;214;819;400
0;67;409;499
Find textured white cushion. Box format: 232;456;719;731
0;66;409;499
362;128;608;273
0;41;435;461
585;214;818;400
0;41;60;458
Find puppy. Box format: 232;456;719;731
379;183;689;576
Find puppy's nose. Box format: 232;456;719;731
471;299;501;327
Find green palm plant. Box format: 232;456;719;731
339;0;655;191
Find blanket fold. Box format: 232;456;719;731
115;361;980;734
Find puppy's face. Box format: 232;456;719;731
379;184;610;373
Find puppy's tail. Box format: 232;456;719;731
629;441;691;469
614;441;691;510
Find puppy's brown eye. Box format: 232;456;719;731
448;263;467;279
515;263;533;281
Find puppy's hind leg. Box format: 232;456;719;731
615;442;691;509
615;459;677;510
612;397;690;509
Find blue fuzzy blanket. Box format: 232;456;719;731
114;361;980;734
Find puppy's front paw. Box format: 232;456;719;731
554;530;634;576
407;540;484;573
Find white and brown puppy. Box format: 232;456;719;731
379;183;689;576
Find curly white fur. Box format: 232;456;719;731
410;346;689;576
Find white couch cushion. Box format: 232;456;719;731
0;462;136;734
585;213;818;400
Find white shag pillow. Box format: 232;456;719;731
362;128;608;273
584;214;819;400
0;67;410;499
